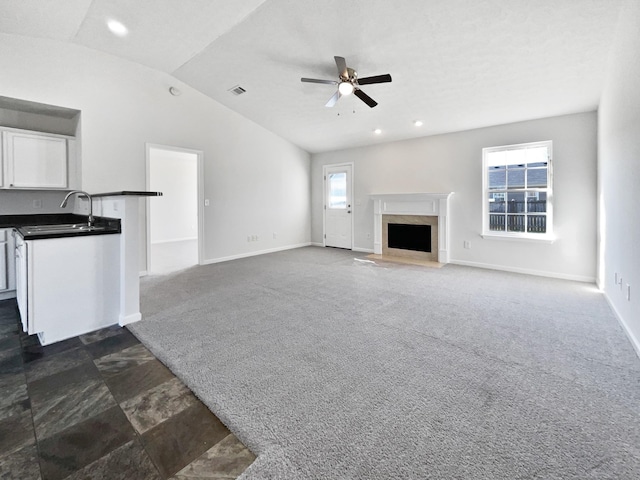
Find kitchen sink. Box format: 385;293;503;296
22;223;107;235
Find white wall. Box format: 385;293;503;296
148;148;198;244
0;34;311;266
598;1;640;352
312;112;598;281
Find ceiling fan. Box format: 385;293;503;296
301;56;392;108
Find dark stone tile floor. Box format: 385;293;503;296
0;299;255;479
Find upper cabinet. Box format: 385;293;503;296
0;96;81;190
1;128;76;189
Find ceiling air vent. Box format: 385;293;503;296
228;85;246;96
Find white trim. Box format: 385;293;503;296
139;270;148;277
150;237;198;245
311;242;324;247
119;312;142;326
322;162;354;250
202;243;312;265
145;143;204;274
603;292;640;359
449;259;595;283
353;247;374;253
481;233;556;244
0;125;75;140
0;290;16;301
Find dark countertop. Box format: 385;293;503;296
92;191;162;198
0;214;121;240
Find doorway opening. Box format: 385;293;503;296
146;144;203;274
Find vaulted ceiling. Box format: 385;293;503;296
0;0;625;153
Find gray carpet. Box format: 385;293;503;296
130;246;640;479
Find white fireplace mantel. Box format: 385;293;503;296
370;193;454;263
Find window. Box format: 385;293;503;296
327;172;347;209
482;141;553;240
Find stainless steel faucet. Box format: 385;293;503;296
60;190;94;226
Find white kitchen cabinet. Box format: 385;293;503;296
15;233;120;345
0;228;16;299
1;129;69;189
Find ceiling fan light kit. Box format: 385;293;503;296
338;81;354;95
301;56;392;108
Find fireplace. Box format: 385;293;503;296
371;193;453;263
382;214;438;261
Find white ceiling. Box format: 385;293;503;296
0;0;625;153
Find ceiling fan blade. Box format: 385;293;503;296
301;78;338;85
325;90;341;107
354;88;378;108
357;74;392;85
334;56;348;78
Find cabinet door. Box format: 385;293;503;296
0;237;6;291
5;131;68;188
0;229;15;293
15;237;28;332
0;132;4;187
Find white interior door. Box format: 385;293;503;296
324;164;353;249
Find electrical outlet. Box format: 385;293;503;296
204;199;210;206
463;240;471;249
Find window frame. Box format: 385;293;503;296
481;140;555;243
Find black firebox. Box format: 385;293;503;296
388;224;431;253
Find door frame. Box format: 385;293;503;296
322;162;354;250
145;143;204;274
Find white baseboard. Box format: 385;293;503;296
449;259;596;283
0;290;16;301
150;237;198;245
353;247;374;253
139;270;148;277
119;312;142;326
603;292;640;359
311;242;324;247
202;242;312;265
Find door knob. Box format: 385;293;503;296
347;210;351;213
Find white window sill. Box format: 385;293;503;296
481;232;556;244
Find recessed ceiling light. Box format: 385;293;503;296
107;19;128;37
374;129;382;135
414;120;423;127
